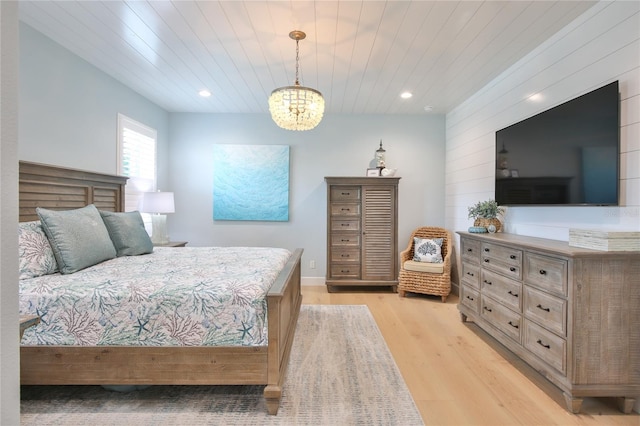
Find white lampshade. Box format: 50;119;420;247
141;191;175;214
140;191;174;245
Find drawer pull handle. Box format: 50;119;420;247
536;304;550;312
341;254;350;258
508;321;519;329
466;272;475;277
510;254;516;259
341;239;350;242
467;248;473;252
341;223;350;227
539;269;547;275
508;290;519;298
341;192;350;196
484;259;490;263
341;208;350;212
466;296;474;301
509;267;516;272
483;306;492;313
536;339;551;349
483;279;492;285
484;248;490;252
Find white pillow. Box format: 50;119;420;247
413;237;443;263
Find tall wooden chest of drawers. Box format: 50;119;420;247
325;177;400;292
458;231;639;414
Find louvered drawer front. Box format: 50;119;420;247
331;234;361;247
480;295;522;343
461;263;481;290
330;264;360;279
525;253;567;297
524;320;566;374
481;269;522;312
331;219;360;232
330;187;361;201
461;238;481;264
331;248;360;263
460;285;480;314
524;286;566;337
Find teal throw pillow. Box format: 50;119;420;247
100;210;153;256
36;204;117;274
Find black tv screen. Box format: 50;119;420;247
495;81;620;206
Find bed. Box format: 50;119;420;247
18;161;303;415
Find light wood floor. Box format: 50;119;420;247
301;285;639;426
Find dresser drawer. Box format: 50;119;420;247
461;262;481;290
331;248;360;263
481;269;522;312
524;320;566;374
461;238;481;264
525;253;567;297
481;295;522;343
524;286;566;337
331;219;360;232
330;264;360;279
331;233;361;247
330;203;360;217
481;242;523;280
330;187;361;201
460;285;480;314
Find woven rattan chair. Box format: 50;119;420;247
398;227;452;302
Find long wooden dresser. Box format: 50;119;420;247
457;231;639;414
325;177;400;292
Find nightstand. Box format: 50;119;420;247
20;315;40;340
154;241;188;247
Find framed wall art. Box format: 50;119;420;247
213;144;290;221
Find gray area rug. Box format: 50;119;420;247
21;305;424;425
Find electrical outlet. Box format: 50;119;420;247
309;260;316;269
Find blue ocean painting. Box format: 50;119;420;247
213;145;290;221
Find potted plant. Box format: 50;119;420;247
467;199;505;232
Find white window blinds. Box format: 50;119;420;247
117;113;157;212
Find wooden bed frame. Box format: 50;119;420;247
18;161;303;415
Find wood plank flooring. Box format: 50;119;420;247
301;285;639;425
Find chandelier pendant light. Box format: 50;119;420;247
269;30;325;131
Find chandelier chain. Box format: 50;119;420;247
295;38;300;86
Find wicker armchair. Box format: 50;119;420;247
398;227;453;302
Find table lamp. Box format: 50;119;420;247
141;191;175;244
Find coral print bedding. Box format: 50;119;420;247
19;247;292;347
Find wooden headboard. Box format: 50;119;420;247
19;161;128;222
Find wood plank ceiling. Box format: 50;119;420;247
19;1;597;114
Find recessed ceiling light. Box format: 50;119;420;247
199;90;211;98
400;92;413;99
527;93;543;102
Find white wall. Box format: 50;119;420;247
1;2;20;424
168;112;446;279
18;23;170;186
444;0;640;413
446;1;639;239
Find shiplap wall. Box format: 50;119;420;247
445;1;639;240
444;0;639;413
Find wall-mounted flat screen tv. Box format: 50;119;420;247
495;81;620;206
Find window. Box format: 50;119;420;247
117;113;157;212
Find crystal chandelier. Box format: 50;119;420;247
269;30;325;131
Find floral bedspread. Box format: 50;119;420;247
19;247;292;347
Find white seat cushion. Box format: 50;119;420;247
403;260;444;274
